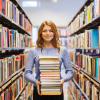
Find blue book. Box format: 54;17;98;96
90;29;99;47
12;30;14;47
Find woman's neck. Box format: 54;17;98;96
43;42;53;48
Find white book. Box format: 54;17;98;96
41;89;60;91
39;61;60;65
39;55;59;59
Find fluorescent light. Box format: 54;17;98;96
22;1;38;7
52;0;57;3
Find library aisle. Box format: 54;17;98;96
1;0;100;100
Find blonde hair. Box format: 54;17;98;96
36;20;60;52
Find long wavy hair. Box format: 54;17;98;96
36;20;60;52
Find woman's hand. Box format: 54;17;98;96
35;80;41;95
61;79;64;94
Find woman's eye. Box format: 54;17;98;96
50;30;53;32
43;30;46;32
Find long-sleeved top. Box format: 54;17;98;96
24;46;74;84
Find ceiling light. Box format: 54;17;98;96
22;1;38;7
52;0;57;3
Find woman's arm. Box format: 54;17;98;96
62;47;74;82
24;49;37;83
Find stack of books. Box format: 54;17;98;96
38;55;61;95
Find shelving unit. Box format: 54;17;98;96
15;82;28;100
0;67;25;92
68;87;76;100
0;12;31;36
0;0;33;99
72;79;89;100
66;0;100;99
71;62;100;87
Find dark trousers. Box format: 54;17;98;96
33;87;64;100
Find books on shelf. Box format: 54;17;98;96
0;24;32;48
38;55;61;95
57;29;67;36
0;52;28;83
66;28;100;48
0;72;27;100
0;0;32;34
72;69;100;100
69;51;100;80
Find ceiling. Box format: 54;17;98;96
17;0;86;26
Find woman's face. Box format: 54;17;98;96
42;25;54;43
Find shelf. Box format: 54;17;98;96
0;13;31;36
67;0;92;26
15;82;28;100
68;87;76;100
10;0;32;26
69;14;100;36
0;67;25;91
60;36;67;38
71;62;100;87
69;47;100;50
73;79;89;100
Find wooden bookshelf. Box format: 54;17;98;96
68;87;76;100
0;12;31;36
10;0;32;26
73;79;89;100
68;14;100;36
0;67;25;91
15;82;28;100
71;62;100;87
67;0;92;26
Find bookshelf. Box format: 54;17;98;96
57;26;67;46
66;0;100;99
0;0;33;99
68;87;76;100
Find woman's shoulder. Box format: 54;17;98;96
60;46;68;52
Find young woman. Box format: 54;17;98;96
25;20;74;100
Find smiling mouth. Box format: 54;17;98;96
45;36;51;38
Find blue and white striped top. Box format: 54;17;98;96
24;46;74;84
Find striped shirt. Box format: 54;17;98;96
25;46;74;84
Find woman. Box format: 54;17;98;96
25;20;74;100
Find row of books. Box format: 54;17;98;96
0;24;32;48
0;0;32;34
69;51;100;80
67;0;100;35
57;29;67;36
67;28;100;48
73;69;100;100
0;72;27;100
39;55;61;95
69;81;86;100
0;52;28;83
59;38;67;46
18;82;33;100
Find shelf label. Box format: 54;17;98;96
96;49;99;54
86;49;88;53
2;50;5;53
90;50;93;53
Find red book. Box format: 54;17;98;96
1;90;4;100
0;0;2;12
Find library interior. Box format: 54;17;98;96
0;0;100;100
